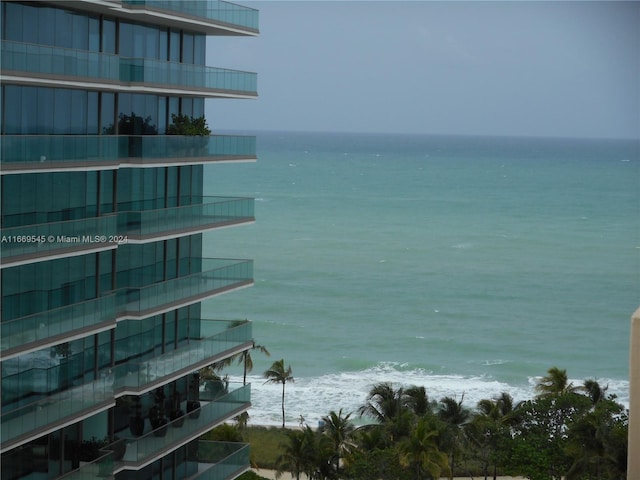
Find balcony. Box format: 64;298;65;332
60;440;249;479
0;135;256;173
0;40;119;83
0;215;118;267
1;40;257;98
0;373;115;453
121;58;257;97
190;441;250;480
120;0;259;35
120;196;254;242
114;320;253;394
116;384;251;469
0;295;117;361
113;259;253;320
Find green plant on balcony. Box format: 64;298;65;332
118;396;145;437
76;437;109;463
148;387;168;437
187;372;201;419
166;113;211;136
201;365;229;400
169;391;185;428
167;113;211;157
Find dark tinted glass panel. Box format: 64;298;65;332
88;92;99;134
89;15;100;51
102;18;116;54
194;34;205;65
55;8;72;48
182;33;194;64
71;11;89;50
21;4;37;43
3;86;21;134
159;29;168;61
3;2;22;41
101;92;116;134
169;30;180;62
119;22;132;57
37;6;55;45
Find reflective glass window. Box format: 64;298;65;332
38;88;54;133
182;33;194;64
70;90;87;134
3;2;22;41
55;8;73;48
71;11;89;50
100;170;115;214
102;18;116;54
101;92;116;134
159;29;168;61
194;34;205;65
37;6;55;45
169;30;180;62
54;89;72;134
119;22;132;57
2;85;21;134
89;15;100;51
88;92;99;134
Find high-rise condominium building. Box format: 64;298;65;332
0;1;258;478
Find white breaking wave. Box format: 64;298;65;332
237;362;630;428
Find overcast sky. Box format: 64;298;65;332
206;1;639;138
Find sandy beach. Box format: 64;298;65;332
252;469;525;480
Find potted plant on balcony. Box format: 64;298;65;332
166;113;211;157
186;372;201;419
129;397;145;437
169;391;185;428
77;437;108;463
148;387;168;437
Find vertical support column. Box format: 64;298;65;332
629;306;640;479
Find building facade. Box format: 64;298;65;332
0;1;258;478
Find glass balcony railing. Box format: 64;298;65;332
0;215;118;264
59;441;250;479
1;40;256;95
121;134;257;162
119;197;254;239
0;295;117;360
119;384;251;467
113;259;253;319
190;441;250;480
0;373;115;451
114;320;252;392
122;0;259;32
120;58;257;95
0;135;256;170
1;40;119;81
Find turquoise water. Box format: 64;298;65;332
202;132;639;426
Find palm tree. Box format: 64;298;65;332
473;392;516;480
437;395;471;478
535;366;578;397
322;409;356;476
264;359;294;428
358;382;405;424
239;341;270;385
399;417;451;480
582;378;608;405
404;385;434;417
276;429;308;480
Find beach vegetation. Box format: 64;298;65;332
205;365;627;479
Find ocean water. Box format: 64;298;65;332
202;131;639;426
